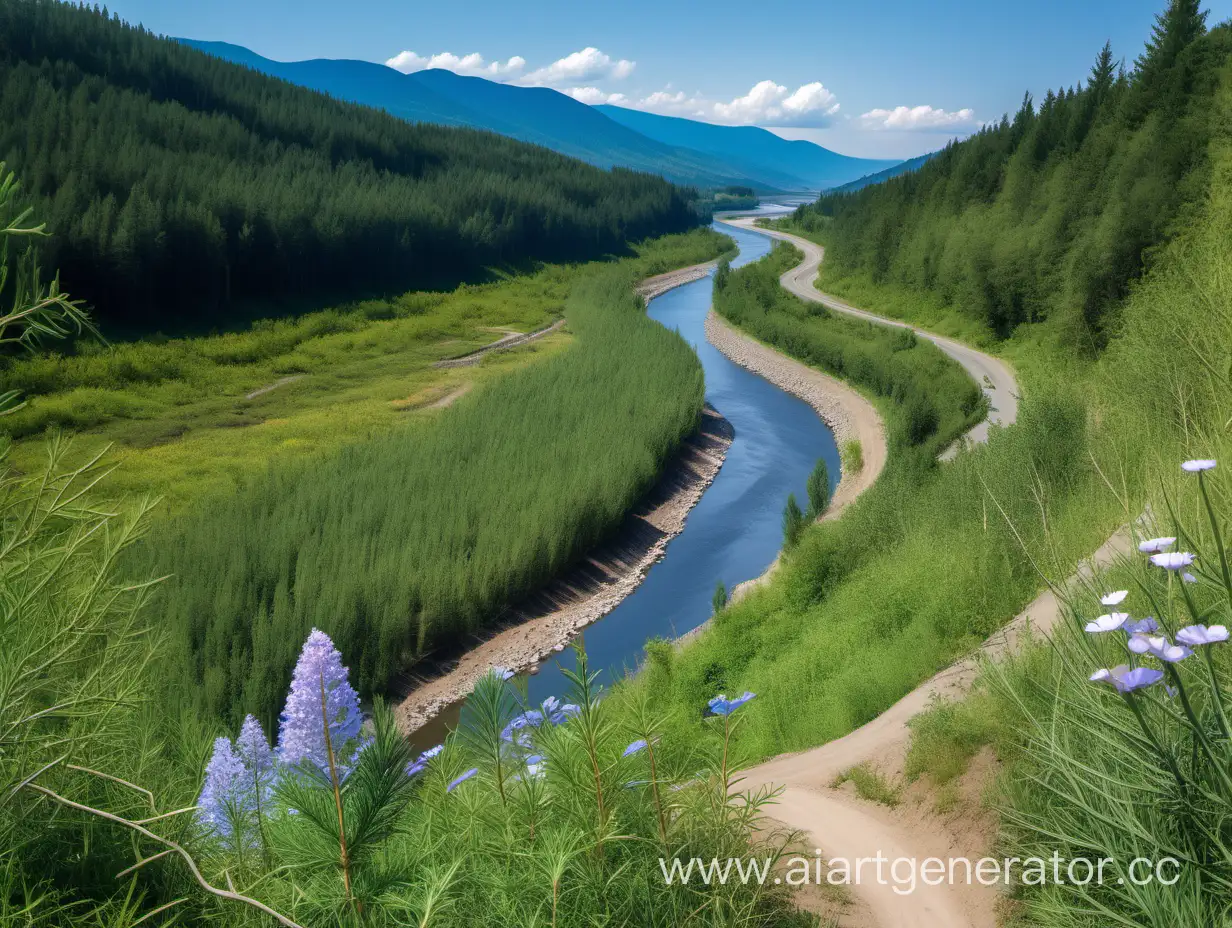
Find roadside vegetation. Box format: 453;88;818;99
789;0;1228;353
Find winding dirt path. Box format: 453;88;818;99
434;319;566;369
719;217;1019;455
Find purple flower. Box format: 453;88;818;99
1100;590;1128;606
1090;665;1165;693
447;768;478;793
1138;537;1176;554
1150;552;1195;571
623;739;648;757
236;715;277;778
1176;624;1230;647
1127;634;1191;663
1183;571;1198;584
1124;616;1158;635
277;629;364;775
708;691;756;716
406;743;444;778
1182;459;1217;472
1084;612;1129;633
550;703;581;724
197;737;249;838
492;666;515;681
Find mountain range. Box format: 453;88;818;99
181;40;898;192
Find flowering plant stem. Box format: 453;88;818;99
1122;693;1185;787
645;737;668;845
320;671;355;912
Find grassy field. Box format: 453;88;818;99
126;229;734;727
2;230;727;512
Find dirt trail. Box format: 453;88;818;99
740;527;1132;927
435;319;565;369
719;218;1019;457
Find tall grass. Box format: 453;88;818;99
714;241;985;456
151;236;728;727
903;104;1232;927
618;223;1123;765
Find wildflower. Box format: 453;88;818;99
708;691;756;716
623;739;648;757
550;703;581;723
1124;616;1158;635
492;666;515;681
447;768;479;792
524;755;545;779
197;737;249;837
1127;634;1191;663
1084;612;1129;633
1183;571;1198;584
236;715;277;780
1176;624;1230;647
1090;665;1164;693
1150;552;1196;570
406;743;444;778
277;629;364;774
1182;459;1217;472
1138;537;1176;553
1100;590;1128;606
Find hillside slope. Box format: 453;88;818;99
830;150;937;192
597;104;899;190
181;40;772;190
0;1;701;329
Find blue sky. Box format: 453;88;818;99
107;0;1232;159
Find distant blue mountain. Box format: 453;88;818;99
181;41;769;189
179;41;894;192
596;106;898;192
830;151;939;193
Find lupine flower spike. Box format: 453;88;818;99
277;629;364;774
197;737;249;841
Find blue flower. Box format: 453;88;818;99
1100;590;1128;606
276;629;364;776
708;692;756;716
1182;459;1217;472
623;739;648;757
406;743;444;778
447;768;479;793
1124;616;1158;635
550;703;581;723
1176;624;1229;647
492;666;515;681
1136;635;1192;663
1090;665;1165;693
1150;552;1195;571
197;737;249;838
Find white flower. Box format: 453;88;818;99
1150;552;1195;570
1138;537;1176;553
1182;459;1216;472
1085;612;1130;633
1100;590;1128;606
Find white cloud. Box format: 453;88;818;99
564;87;628;105
385;50;526;78
622;80;840;128
857;105;976;131
519;47;635;87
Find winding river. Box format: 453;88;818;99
411;218;840;743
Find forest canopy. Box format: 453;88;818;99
793;0;1227;350
0;0;702;330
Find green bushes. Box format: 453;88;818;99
151;249;713;726
714;240;984;455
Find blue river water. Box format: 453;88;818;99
409;219;840;743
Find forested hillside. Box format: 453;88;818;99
0;0;700;330
794;1;1227;349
